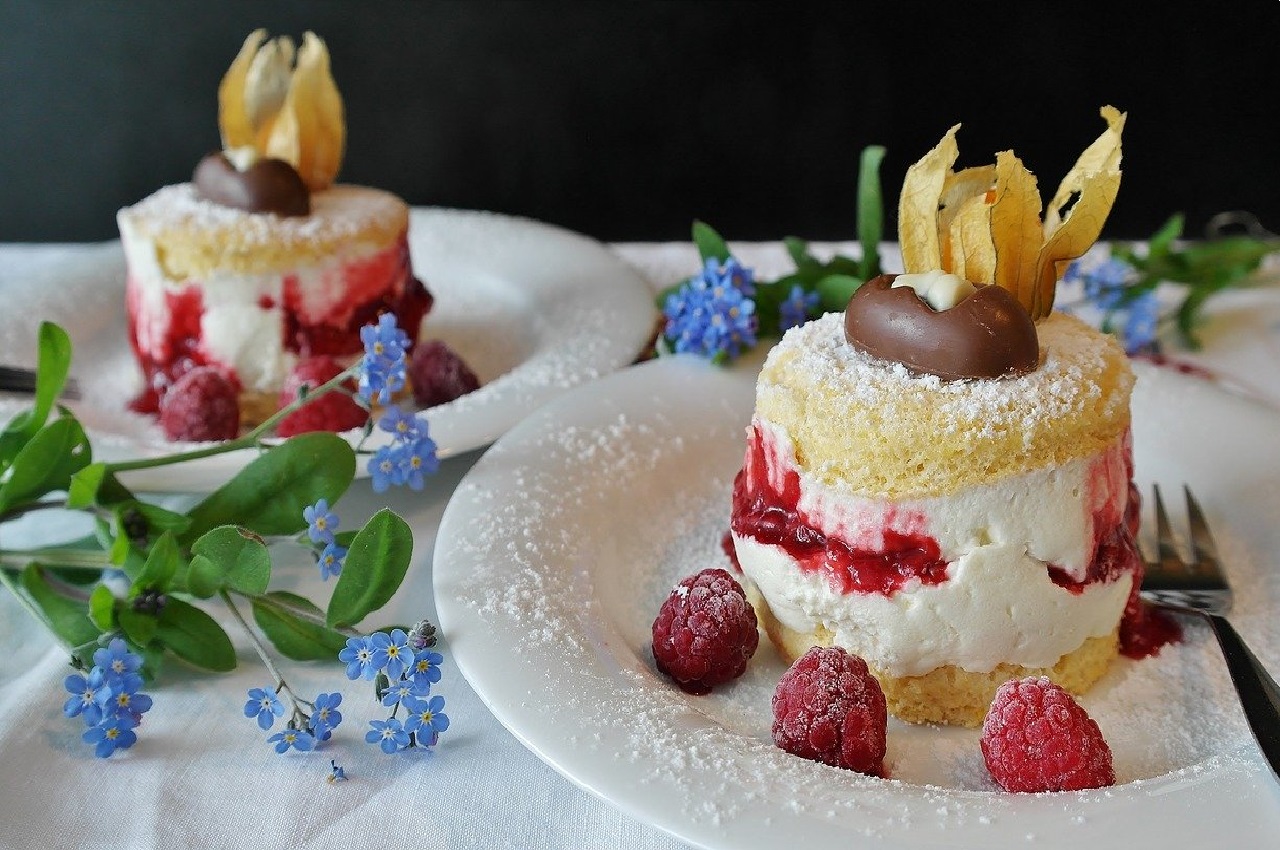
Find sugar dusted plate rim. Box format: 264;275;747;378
433;352;1280;849
0;208;657;492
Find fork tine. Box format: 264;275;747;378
1152;484;1187;573
1183;485;1221;570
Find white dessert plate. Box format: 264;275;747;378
0;209;657;492
434;352;1280;849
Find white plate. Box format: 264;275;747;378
0;209;656;492
434;352;1280;849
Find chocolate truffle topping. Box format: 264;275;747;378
193;152;311;217
844;274;1039;380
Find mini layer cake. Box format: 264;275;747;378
731;309;1140;726
731;107;1140;726
120;183;430;420
118;29;431;424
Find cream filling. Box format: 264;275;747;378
733;419;1135;676
120;223;387;394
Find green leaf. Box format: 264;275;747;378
327;508;413;628
110;529;133;569
752;279;793;338
19;564;100;647
0;415;92;513
856;145;886;281
89;584;116;631
253;592;349;661
118;606;158;646
133;531;181;594
181;432;356;545
134;502;193;535
1146;213;1184;261
815;274;866;314
34;322;73;420
783;237;817;271
154;598;236;671
67;463;135;509
0;323;73;473
67;464;106;509
691;220;730;264
186;525;272;599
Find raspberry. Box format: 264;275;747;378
158;366;240;442
651;568;758;694
276;357;369;437
980;676;1115;792
408;340;480;408
771;646;886;775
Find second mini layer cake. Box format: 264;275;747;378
730;310;1141;727
119;183;432;421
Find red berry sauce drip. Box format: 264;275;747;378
281;236;433;357
1047;479;1182;658
730;425;949;596
126;279;224;414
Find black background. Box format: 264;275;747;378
2;1;1277;245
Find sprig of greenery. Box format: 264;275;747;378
0;322;412;679
1105;213;1277;349
661;145;886;338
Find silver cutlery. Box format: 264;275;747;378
0;365;80;400
1140;484;1280;781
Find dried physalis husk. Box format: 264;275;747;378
898;124;959;273
1033;106;1126;318
937;164;995;272
949;192;996;284
897;107;1125;321
991;150;1042;313
217;29;345;192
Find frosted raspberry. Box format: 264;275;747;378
276;357;369;437
158;366;240;442
981;676;1115;792
408;340;480;408
771;646;887;775
651;568;758;694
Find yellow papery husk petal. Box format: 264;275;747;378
264;31;345;191
990;150;1043;311
937;165;996;274
899;124;960;273
217;29;268;151
244;35;295;150
951;193;996;285
1034;107;1125;318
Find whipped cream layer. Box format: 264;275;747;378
119;185;428;406
731;419;1139;677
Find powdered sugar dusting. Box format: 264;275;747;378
437;355;1280;847
119;184;407;246
763;311;1129;436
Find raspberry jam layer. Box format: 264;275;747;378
281;237;432;357
731;425;949;596
126;233;431;412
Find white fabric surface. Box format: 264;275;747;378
1;238;1279;850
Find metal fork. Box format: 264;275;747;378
0;365;80;399
1141;484;1280;780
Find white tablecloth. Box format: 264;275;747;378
1;239;1279;850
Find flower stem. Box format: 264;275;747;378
219;589;313;722
105;369;360;474
0;548;112;570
